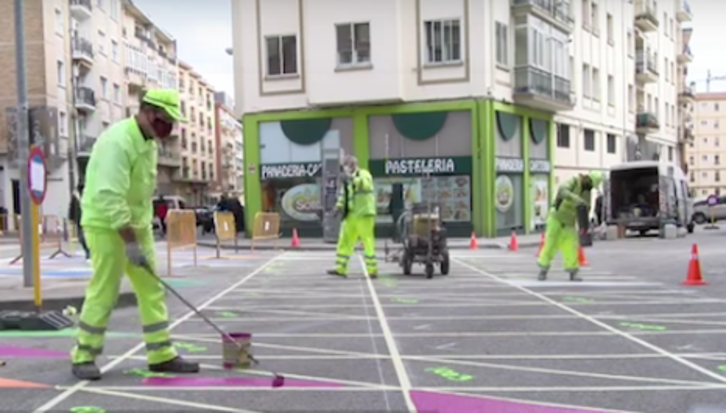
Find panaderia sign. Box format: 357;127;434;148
260;162;322;180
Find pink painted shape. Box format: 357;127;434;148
143;376;344;388
0;345;67;359
410;390;614;413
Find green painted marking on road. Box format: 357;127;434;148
123;368;175;378
718;365;726;372
165;279;208;288
619;322;667;331
70;407;106;413
0;328;136;338
392;298;418;304
562;296;593;303
216;311;238;318
173;342;207;352
425;367;474;382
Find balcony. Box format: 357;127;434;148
71;37;94;66
74;87;96;112
677;46;693;64
70;0;92;20
158;148;181;167
76;135;97;156
636;112;659;134
512;66;574;112
678;125;695;144
634;2;659;32
678;86;695;104
635;51;659;84
676;0;692;22
511;0;574;33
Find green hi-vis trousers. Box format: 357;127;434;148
537;214;580;273
71;228;177;365
335;216;378;276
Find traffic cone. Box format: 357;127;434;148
291;228;300;248
469;232;478;250
682;244;707;286
535;232;545;257
508;231;518;251
577;246;589;266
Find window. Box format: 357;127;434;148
703;155;708;161
56;61;65;87
628;84;634;112
581;0;590;27
670;18;674;39
495;22;508;66
102;121;110;130
113;84;120;103
97;0;104;10
716;155;721;165
716;103;720;111
668;147;674;162
607;75;614;106
110;0;118;20
606;13;613;44
335;23;371;66
100;76;107;98
583;64;590;97
55;8;64;35
717;171;722;182
584;129;595;151
627;31;633;56
592;67;600;101
98;31;106;55
606;134;616;154
265;35;298;76
716;137;720;147
591;2;599;34
689;156;694;165
716;120;720;129
557;123;570;148
111;41;118;62
424;19;461;64
59;112;67;137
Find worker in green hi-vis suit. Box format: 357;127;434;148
537;171;603;282
327;155;378;279
70;89;200;381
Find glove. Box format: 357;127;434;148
125;242;150;270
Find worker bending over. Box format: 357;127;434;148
328;155;378;279
537;171;603;282
71;89;199;380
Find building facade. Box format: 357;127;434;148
177;60;218;205
233;0;688;237
214;101;244;197
686;93;726;198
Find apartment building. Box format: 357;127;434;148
214;100;244;196
177;60;218;205
675;20;695;174
0;0;75;220
685;93;726;198
230;0;691;238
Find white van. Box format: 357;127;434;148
603;161;694;236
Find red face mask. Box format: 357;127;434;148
148;110;174;139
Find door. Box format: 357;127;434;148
11;179;20;215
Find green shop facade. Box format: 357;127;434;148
243;99;555;238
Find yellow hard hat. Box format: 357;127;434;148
142;88;185;123
588;171;604;188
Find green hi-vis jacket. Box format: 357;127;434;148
551;175;591;227
81;118;158;231
336;168;376;218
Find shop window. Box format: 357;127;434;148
374;175;471;224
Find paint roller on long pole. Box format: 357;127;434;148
140;263;285;388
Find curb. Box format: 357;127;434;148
0;290;137;312
197;241;541;252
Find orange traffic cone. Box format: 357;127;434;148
683;244;707;286
577;246;589;266
291;228;300;248
469;232;478;250
508;231;518;251
535;232;545;257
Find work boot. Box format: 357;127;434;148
326;269;347;278
149;356;199;373
368;272;378;280
72;362;102;381
569;271;582;282
537;269;547;281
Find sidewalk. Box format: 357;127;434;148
0;277;136;312
196;233;543;251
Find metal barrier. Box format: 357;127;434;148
165;210;197;277
251;212;281;251
213;211;238;258
10;215;74;264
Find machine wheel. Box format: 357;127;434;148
693;213;707;225
425;263;434;279
440;253;450;275
402;251;412;275
687;223;695;234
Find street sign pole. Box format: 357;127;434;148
14;0;34;289
28;145;47;311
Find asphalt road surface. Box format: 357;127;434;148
1;229;726;412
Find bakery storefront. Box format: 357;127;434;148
368;111;474;237
257;117;354;237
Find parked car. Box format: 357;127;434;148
152;195;187;230
192;205;219;234
691;196;726;225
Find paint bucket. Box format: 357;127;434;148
222;332;252;370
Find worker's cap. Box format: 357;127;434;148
142;88;185;123
587;171;604;188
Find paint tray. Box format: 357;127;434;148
222;332;252;370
